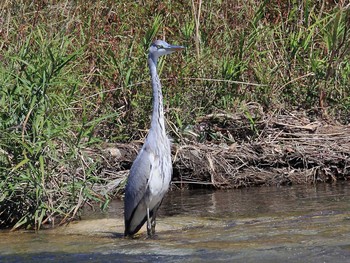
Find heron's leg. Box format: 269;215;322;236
151;215;156;235
146;207;152;237
151;204;161;236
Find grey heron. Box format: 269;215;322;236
124;40;185;237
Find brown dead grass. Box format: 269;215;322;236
90;108;350;196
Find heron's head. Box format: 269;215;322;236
149;40;185;61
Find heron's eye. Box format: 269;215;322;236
156;45;164;49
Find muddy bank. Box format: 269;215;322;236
94;110;350;196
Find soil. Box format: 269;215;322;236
93;108;350;196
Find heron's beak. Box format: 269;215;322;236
166;45;185;52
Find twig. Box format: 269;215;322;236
184;77;267;87
277;72;315;91
273;121;320;131
191;0;202;58
21;107;33;143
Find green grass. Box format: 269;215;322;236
0;0;349;229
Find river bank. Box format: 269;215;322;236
95;109;350;197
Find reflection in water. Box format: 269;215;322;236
1;182;350;263
162;182;350;219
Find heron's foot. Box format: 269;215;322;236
146;227;152;237
146;224;157;239
145;232;159;239
146;223;154;237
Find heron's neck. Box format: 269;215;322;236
148;55;166;137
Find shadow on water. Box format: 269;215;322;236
1;182;350;262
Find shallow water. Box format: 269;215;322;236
1;182;350;262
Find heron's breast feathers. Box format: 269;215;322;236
146;150;171;192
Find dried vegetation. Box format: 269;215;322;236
95;106;350;195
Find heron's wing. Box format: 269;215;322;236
124;146;154;234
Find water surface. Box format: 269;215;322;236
1;182;350;262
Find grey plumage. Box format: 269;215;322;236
124;40;185;237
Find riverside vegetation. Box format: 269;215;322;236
0;1;349;230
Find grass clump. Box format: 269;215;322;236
0;6;111;229
0;0;350;229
